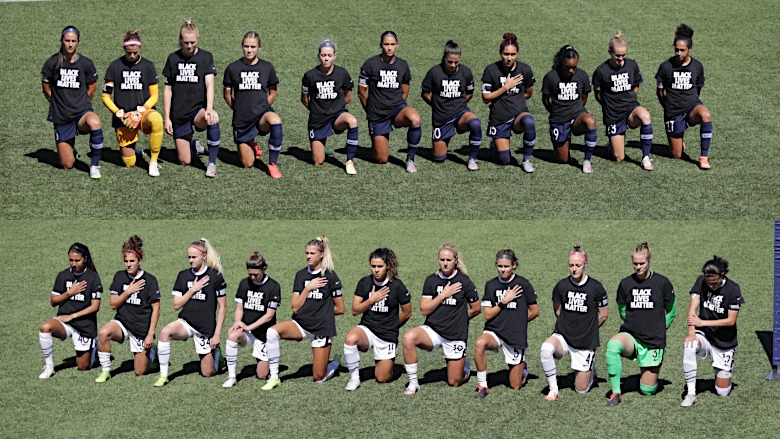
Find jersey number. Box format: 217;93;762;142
488;126;497;136
665;120;675;133
607;124;618;135
433;127;442;140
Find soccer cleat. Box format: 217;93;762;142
148;161;160;177
641;156;654;171
607;391;622;406
252;142;263;159
405;159;417;174
345;377;361;391
463;359;471;378
39;365;55;379
205;162;217;178
522;364;529;386
153;376;169;387
467;158;479;171
345;160;357;175
681;393;697;407
261;378;281;390
323;354;341;381
89;166;102;179
475;386;489;399
95;371;111;383
267;163;282;179
699;156;711;170
403;383;419;396
194;139;206;155
582;160;593;174
544;392;559;401
521;160;535;173
222;377;237;388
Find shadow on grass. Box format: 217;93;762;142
234;364;289;384
537;371;606;396
53;355;95;373
486;369;539;389
597;374;672;398
167;360;212;382
25;149;90;174
357;364;405;383
285;146;346;171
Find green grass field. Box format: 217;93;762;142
1;0;779;437
1;0;778;219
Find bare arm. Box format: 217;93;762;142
344;89;353;105
42;82;52;102
267;85;278;105
398;302;412;328
333;296;345;316
357;85;368;110
467;300;481;319
421;90;432;107
598;305;608;327
527;303;540;322
223;88;233;109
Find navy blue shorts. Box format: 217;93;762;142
53;109;91;143
309;111;346;142
487;117;517;140
431;108;469;142
233;109;274;144
173;108;205;139
368;104;406;137
664;106;697;137
605;106;638;137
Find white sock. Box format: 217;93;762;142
158;341;171;377
266;328;280;379
683;345;698;395
405;363;418;387
344;344;360;379
477;370;488;388
715;384;732;397
226;340;239;378
540;342;558;393
98;351;111;372
39;332;54;367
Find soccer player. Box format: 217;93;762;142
301;40;360;174
402;243;480;395
343;248;413;391
481;33;537;172
222;251;282;388
606;242;676;406
162;19;221;177
38;243;102;379
420;41;482;171
592;30;654;170
357;31;422;172
656;24;713;169
473;249;539;399
95;235;160;382
223;31;283;179
262;236;345;390
542;45;598;173
154;238;227;387
540;245;608;401
41;26;104;179
681;256;744;407
102;29;164;177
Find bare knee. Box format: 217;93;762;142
448;378;462;387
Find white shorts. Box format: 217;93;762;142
421;325;466;360
357;325;397;361
178;318;212;355
694;331;735;372
61;322;94;352
292;319;333;348
551;333;595;372
114;320;146;353
484;331;526;365
242;331;268;361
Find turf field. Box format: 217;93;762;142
0;0;778;219
0;0;778;437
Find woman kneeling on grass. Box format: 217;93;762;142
95;235;160;382
262;236;344;390
154;238;227;387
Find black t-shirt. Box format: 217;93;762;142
481;275;537;348
359;55;411;121
234;275;281;341
41;53;98;124
655;56;704;118
162;48;217;124
541;68;591;124
592;58;642;125
110;270;161;339
104;57;158;128
51;267;103;338
301;65;353;129
172;267;227;338
481;61;535;125
291;267;343;337
690;276;744;349
551;275;608;350
354;275;411;344
421;63;475;126
616;272;675;349
422;270;479;342
223;58;279;127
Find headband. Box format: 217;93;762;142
568;248;588;262
123;40;142;47
62;26;80;37
127;249;142;260
319;40;336;51
189;245;206;255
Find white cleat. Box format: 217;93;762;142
39;365;55;379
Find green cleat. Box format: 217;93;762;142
261;378;281;391
153;376;169;388
95;371;111;383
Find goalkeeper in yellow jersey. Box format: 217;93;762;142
102;29;163;176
